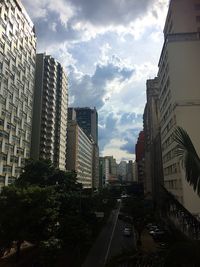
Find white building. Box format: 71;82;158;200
66;121;93;188
158;0;200;215
0;0;36;187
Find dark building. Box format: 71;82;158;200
68;107;98;144
135;131;145;184
31;53;68;171
143;78;163;205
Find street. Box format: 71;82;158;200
82;202;135;267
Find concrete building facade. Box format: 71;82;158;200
158;0;200;214
66;120;93;188
143;78;164;203
31;53;68;171
135;131;145;184
117;160;127;182
0;0;36;187
69;107;98;144
126;160;135;182
68;107;99;188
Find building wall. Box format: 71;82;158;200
92;143;99;189
158;0;200;214
135;131;145;184
143;78;163;201
117;161;127;181
66;121;93;188
74;107;98;144
31;54;68;171
0;0;36;187
164;0;200;37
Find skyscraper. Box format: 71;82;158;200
66;120;93;188
31;53;68;171
143;78;163;202
67;107;99;188
0;0;36;187
158;0;200;214
68;107;98;144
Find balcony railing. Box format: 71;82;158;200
160;186;200;240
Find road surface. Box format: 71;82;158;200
82;202;135;267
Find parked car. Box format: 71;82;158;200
123;227;132;237
149;228;165;235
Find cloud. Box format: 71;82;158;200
69;0;155;26
21;0;169;162
22;0;169;47
68;55;135;109
99;112;118;150
120;128;141;154
99;110;142;160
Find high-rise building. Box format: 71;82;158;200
135;131;145;184
99;156;118;185
66;120;93;188
68;107;98;144
68;107;99;188
0;0;36;187
143;78;163;203
31;53;68;171
158;0;200;214
117;161;127;181
126;160;135;182
92;143;99;189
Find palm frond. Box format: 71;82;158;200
173;127;200;196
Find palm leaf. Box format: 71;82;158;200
173;127;200;196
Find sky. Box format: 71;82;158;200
22;0;169;163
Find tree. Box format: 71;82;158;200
173;126;200;196
16;159;55;187
0;185;59;259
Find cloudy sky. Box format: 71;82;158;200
22;0;169;162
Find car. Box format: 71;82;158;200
149;229;165;235
123;227;132;237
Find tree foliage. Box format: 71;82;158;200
0;185;59;257
173;127;200;196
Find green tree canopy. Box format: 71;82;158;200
0;185;59;256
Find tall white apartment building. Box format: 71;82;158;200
66;121;93;188
158;0;200;214
31;53;68;171
0;0;36;187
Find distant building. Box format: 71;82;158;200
68;107;98;144
117;161;127;182
68;107;99;189
66;121;93;188
99;156;118;186
99;157;106;187
143;78;163;203
92;143;99;189
31;53;68;171
135;131;145;184
158;0;200;214
0;0;36;187
126;160;134;182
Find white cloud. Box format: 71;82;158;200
21;0;169;161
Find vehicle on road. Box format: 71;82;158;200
123;227;132;237
149;229;165;235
